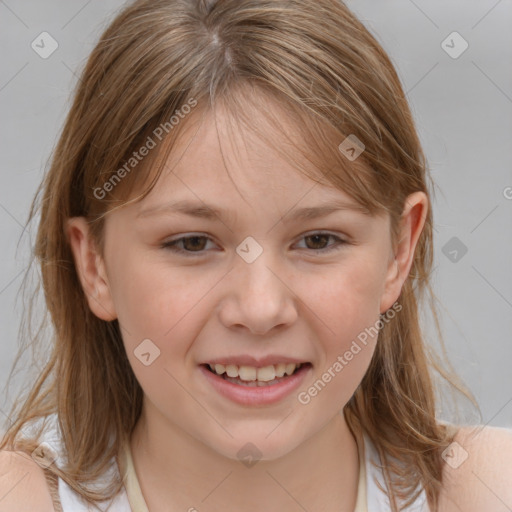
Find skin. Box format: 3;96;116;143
67;97;428;512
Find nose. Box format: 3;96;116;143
217;248;298;335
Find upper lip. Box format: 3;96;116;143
201;355;311;368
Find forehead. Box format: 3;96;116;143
139;94;366;212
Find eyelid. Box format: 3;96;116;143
160;233;218;256
294;231;349;252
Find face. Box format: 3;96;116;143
69;98;426;461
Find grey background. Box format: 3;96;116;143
0;1;511;431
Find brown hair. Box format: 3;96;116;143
1;0;480;510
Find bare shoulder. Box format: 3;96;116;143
437;424;512;512
0;449;55;512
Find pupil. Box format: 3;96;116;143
184;236;206;251
307;234;328;250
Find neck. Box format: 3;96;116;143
130;403;360;512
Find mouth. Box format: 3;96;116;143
202;362;311;387
199;362;312;406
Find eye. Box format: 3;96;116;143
161;234;216;256
295;232;348;253
161;232;348;257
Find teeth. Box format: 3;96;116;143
226;365;238;378
239;366;257;381
275;363;286;378
285;363;296;376
207;362;303;381
257;365;275;382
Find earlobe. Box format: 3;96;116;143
379;192;428;314
66;217;117;321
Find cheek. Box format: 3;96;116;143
107;258;210;402
108;254;195;332
300;255;385;395
107;254;219;370
306;256;385;343
296;265;383;414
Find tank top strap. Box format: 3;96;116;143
353;423;368;512
32;414;131;511
118;438;150;511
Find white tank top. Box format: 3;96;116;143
34;414;430;511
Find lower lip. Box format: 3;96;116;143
199;364;312;406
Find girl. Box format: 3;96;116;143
1;0;511;511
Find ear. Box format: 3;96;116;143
379;191;429;314
66;217;117;321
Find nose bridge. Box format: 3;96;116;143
220;237;297;333
235;237;282;299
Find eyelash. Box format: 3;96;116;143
160;232;348;257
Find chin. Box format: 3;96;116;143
204;426;310;464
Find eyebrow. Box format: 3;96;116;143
136;198;371;222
